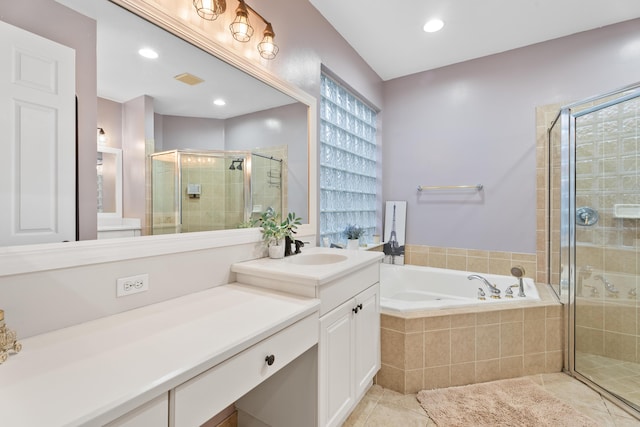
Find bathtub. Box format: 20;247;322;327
380;263;540;312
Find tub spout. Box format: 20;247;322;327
467;274;501;298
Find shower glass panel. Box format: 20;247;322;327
151;151;179;235
250;153;284;221
150;150;284;235
556;83;640;412
150;150;250;235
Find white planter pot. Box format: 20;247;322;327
269;242;285;259
346;239;360;250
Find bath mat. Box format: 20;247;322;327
417;377;599;427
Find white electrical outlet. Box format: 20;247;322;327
116;274;149;297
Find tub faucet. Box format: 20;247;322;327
594;275;619;297
467;274;501;298
510;265;526;298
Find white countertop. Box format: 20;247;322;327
231;247;384;287
0;284;319;427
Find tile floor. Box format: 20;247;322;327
343;373;640;426
577;352;640;405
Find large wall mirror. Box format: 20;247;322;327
0;0;314;251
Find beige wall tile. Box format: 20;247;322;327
500;356;524;379
450;313;476;328
404;369;424;394
425;330;451;367
405;318;423;333
405;332;424;370
501;322;524;357
477;310;500;325
524;320;546;354
546;317;563;352
545;351;563;373
381;315;405;332
429;253;446;268
476;359;500;383
451;362;476;387
424;366;451;390
501;309;524;323
477;324;500;360
451;327;476;364
524;353;546;376
424;316;451;331
524;307;546;321
446;255;467;271
467;257;489;273
381;328;405;368
377;364;405;393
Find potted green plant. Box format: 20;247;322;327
343;224;365;250
258;208;301;258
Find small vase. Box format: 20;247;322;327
269;241;285;259
346;238;360;250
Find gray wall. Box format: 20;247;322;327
157;115;225;151
225;103;309;220
382;18;640;253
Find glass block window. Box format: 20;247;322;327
320;73;377;246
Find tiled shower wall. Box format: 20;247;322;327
537;95;640;365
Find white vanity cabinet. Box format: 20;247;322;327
319;283;379;427
232;247;384;427
0;285;319;427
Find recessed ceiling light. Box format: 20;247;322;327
213;99;226;106
423;19;444;33
138;48;159;59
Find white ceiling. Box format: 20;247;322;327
309;0;640;81
57;0;296;119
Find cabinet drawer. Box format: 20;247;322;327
173;313;318;427
319;262;380;315
105;394;168;427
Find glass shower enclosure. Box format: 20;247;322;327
150;150;283;235
549;82;640;412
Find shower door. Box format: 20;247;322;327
560;84;640;411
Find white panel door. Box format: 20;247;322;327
354;283;380;398
0;20;76;246
319;298;354;427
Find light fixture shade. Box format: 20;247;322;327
257;23;279;60
193;0;226;21
97;127;107;143
230;1;254;42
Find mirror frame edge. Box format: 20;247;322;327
0;0;317;277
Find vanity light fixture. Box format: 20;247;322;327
193;0;226;21
193;0;279;60
97;128;107;143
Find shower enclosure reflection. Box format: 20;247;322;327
550;82;640;413
151;149;285;235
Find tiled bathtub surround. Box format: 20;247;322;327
404;245;539;282
377;285;563;394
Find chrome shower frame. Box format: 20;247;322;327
550;81;640;417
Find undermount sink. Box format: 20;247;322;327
285;253;348;265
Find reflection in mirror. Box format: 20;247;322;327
97;146;122;218
3;0;309;246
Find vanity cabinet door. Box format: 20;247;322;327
319;298;355;427
354;283;380;398
319;283;380;427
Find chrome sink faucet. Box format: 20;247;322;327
467;274;501;298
